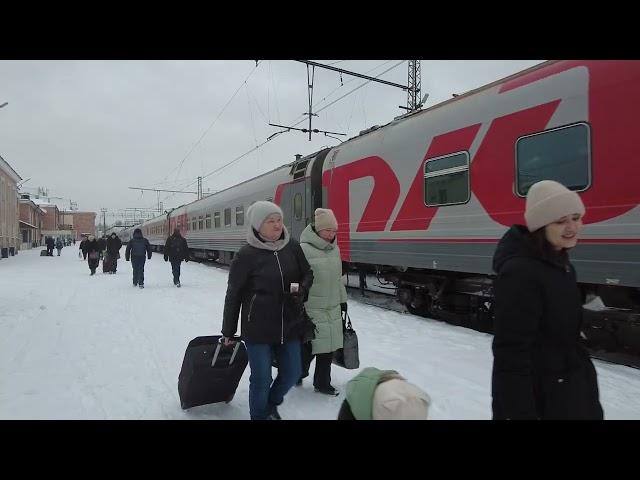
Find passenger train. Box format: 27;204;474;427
121;60;640;353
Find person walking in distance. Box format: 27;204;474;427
85;235;100;275
164;227;189;287
106;232;122;274
125;228;152;288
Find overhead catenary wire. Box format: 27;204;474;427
289;60;405;130
160;60;406;205
144;63;261;190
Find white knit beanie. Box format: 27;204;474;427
247;201;283;231
524;180;585;232
371;378;431;420
314;208;338;231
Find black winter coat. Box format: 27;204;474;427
222;238;314;344
125;231;152;260
164;234;189;262
107;236;122;255
491;225;603;420
85;239;101;261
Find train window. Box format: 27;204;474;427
192;217;197;231
198;216;204;230
516;123;591;196
214;212;220;228
424;151;470;206
236;206;244;226
293;193;302;220
224;208;231;227
206;214;211;229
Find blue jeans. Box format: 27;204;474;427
131;256;146;285
245;340;302;420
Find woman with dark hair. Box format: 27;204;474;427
491;180;603;420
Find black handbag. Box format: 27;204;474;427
333;313;359;369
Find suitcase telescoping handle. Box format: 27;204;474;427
211;336;242;367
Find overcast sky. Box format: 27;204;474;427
0;60;542;223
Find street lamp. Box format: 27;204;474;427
0;102;8;109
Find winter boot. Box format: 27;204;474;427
266;405;281;420
314;385;339;396
139;285;144;289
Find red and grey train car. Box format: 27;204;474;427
128;60;640;351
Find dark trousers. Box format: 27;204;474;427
171;259;182;283
88;258;99;272
245;340;302;420
47;246;54;256
301;342;333;389
131;256;146;285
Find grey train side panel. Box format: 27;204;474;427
350;240;640;288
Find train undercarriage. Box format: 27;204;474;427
350;263;640;358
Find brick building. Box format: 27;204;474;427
61;211;97;239
18;197;45;249
0;154;21;259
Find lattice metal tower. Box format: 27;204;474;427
407;60;421;111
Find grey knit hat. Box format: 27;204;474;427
247;200;283;231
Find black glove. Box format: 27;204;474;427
341;302;348;314
147;255;152;260
164;256;168;262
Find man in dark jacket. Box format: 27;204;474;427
79;236;88;259
222;201;314;420
164;227;189;287
106;233;122;274
125;228;152;288
45;236;55;256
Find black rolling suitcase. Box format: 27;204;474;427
178;335;247;410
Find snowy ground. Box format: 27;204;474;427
2;246;640;420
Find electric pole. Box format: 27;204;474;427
407;60;421;111
101;208;107;236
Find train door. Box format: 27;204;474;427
289;157;311;241
288;180;305;241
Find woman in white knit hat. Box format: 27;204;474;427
491;180;603;420
297;208;347;395
221;201;314;420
